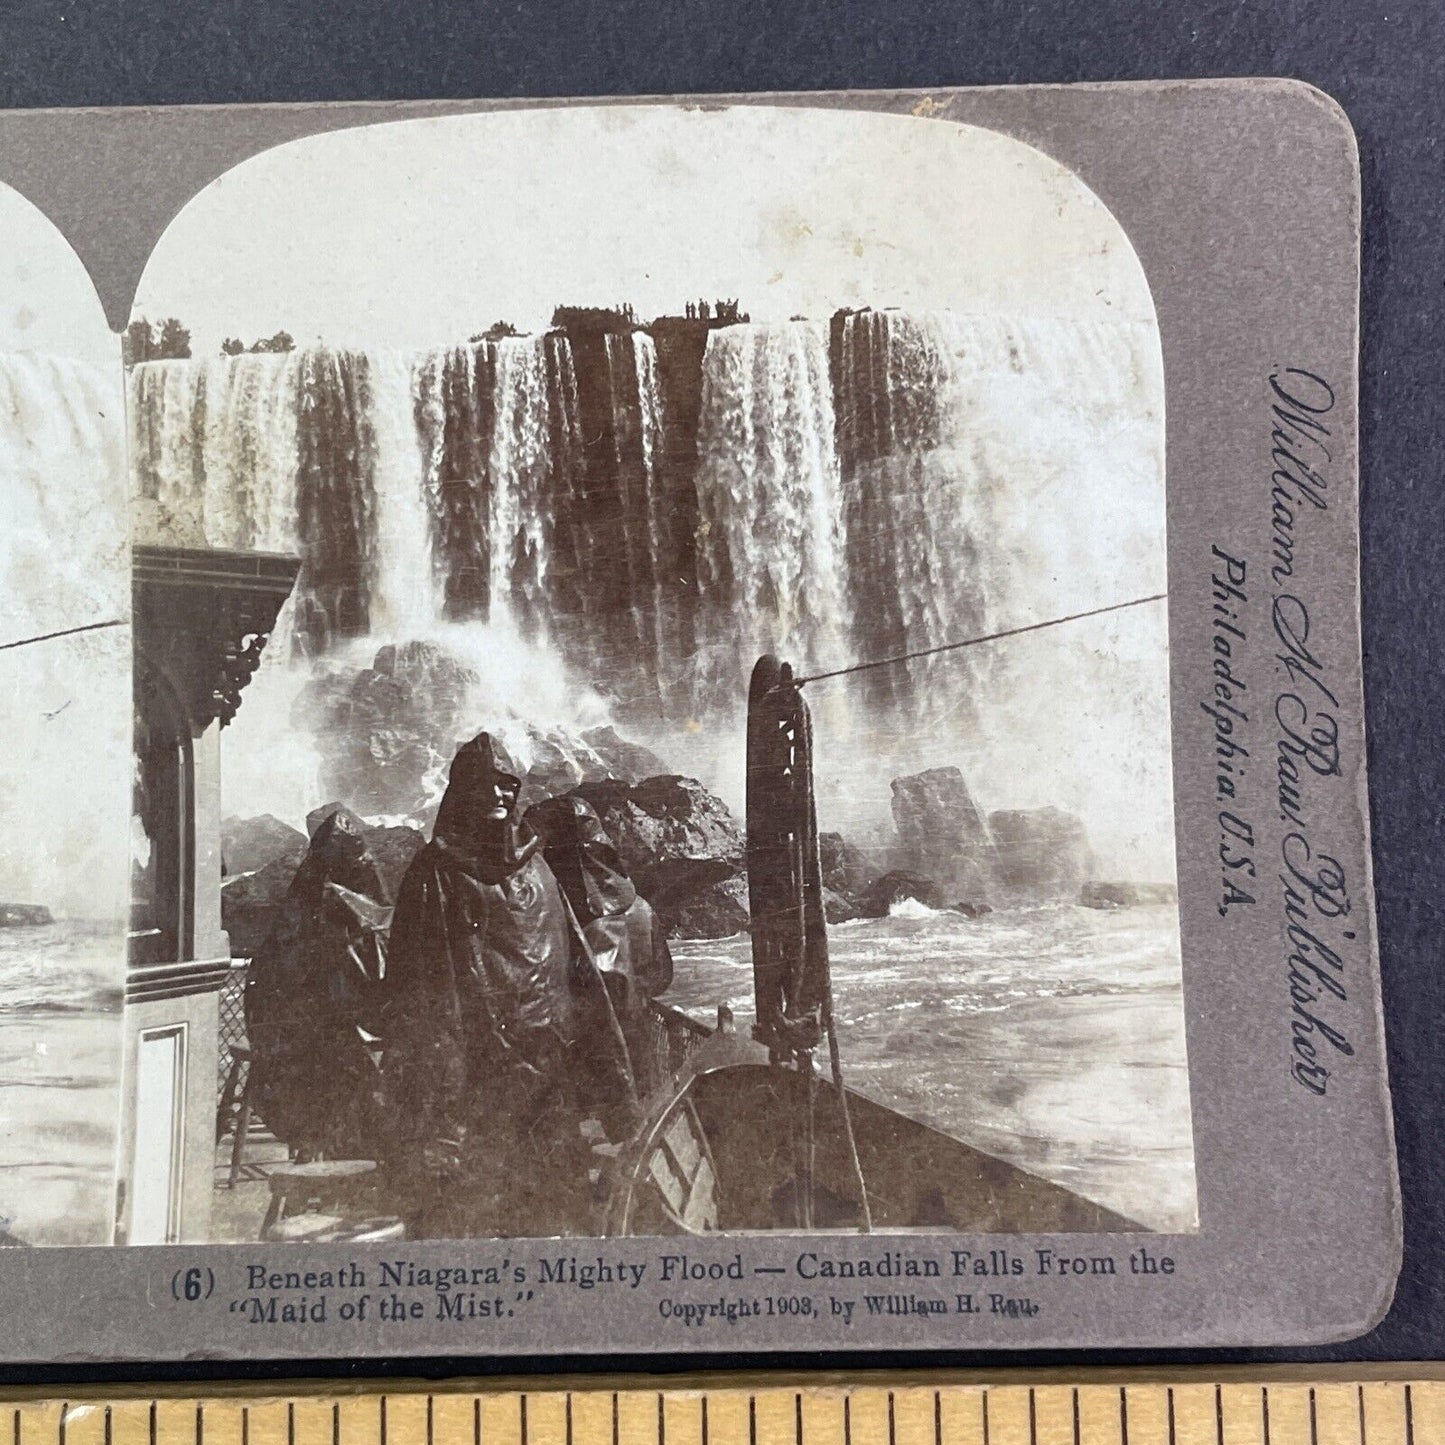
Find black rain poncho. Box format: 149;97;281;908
378;735;638;1237
243;806;390;1160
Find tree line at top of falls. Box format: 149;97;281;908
122;299;757;368
125;317;300;364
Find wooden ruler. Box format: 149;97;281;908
2;1373;1441;1445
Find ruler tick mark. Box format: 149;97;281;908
198;1403;205;1445
1215;1385;1224;1445
153;1402;161;1445
890;1393;897;1445
288;1402;295;1445
658;1393;665;1445
1029;1390;1037;1445
612;1393;619;1445
936;1391;944;1445
844;1397;852;1445
1120;1388;1130;1445
1262;1387;1271;1445
57;1403;65;1445
702;1396;709;1445
749;1397;757;1445
565;1394;572;1445
1310;1390;1319;1445
982;1391;991;1445
334;1402;341;1445
428;1396;434;1445
1405;1386;1414;1445
474;1398;481;1445
105;1407;113;1445
521;1395;529;1445
1167;1389;1176;1445
1357;1385;1365;1445
1073;1389;1081;1445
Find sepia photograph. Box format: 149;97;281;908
0;181;130;1248
5;102;1195;1250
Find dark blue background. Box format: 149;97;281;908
1;0;1440;1377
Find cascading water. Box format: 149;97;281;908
486;334;579;642
603;332;670;680
0;353;130;921
691;321;847;706
125;308;1170;878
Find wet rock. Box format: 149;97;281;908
292;638;675;827
221;857;295;959
293;640;478;821
1080;880;1178;910
989;807;1093;900
564;775;744;939
1079;880;1137;909
890;767;993;902
859;870;945;918
221;814;308;878
580;726;671;784
667;874;750;939
824;887;861;925
519;735;585;807
951;900;993;919
819;831;873;895
632;857;738;919
574;775;744;878
0;903;52;927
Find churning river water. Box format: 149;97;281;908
0;921;123;1246
664;900;1196;1233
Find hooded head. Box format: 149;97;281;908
525;794;635;924
433;732;529;861
300;804;387;902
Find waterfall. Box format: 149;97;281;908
369;350;438;639
487;334;579;642
414;343;496;622
131;354;301;554
0;354;130;920
598;331;671;691
124;310;1168;877
692;321;847;704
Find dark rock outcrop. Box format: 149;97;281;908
667;874;751;939
990;807;1093;900
518;724;671;807
0;903;53;928
819;830;873;897
1080;880;1178;910
221;814;308;878
292;639;479;821
221;859;296;959
890;767;993;903
574;775;743;876
566;774;744;938
292;637;674;825
580;726;670;785
859;870;945;918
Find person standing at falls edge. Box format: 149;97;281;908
377;732;639;1238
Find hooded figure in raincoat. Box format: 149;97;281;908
379;732;638;1238
525;794;673;1094
243;806;391;1161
